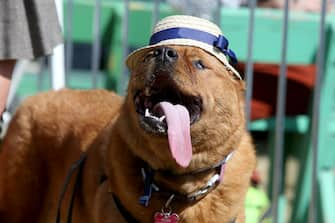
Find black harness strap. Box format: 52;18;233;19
56;153;87;223
54;153;237;223
112;194;140;223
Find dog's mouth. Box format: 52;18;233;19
133;82;202;167
134;86;202;135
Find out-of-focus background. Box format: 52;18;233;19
1;0;335;223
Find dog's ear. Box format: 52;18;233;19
237;70;245;80
228;69;246;92
236;80;247;120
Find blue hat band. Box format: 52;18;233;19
149;27;237;64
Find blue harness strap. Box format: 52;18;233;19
139;166;156;207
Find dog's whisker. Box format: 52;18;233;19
159;116;166;122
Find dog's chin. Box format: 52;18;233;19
133;83;203;136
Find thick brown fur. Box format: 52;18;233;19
0;46;256;223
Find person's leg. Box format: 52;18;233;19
0;60;16;114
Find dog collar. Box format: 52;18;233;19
139;152;234;207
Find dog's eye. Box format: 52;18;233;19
193;60;206;70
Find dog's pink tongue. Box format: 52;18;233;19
158;102;192;167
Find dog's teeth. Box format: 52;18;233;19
145;108;164;122
145;108;150;117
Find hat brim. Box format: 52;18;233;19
126;39;242;80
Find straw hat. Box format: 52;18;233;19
126;15;242;80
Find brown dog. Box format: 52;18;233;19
0;16;256;223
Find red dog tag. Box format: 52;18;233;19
154;211;179;223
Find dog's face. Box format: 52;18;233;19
119;45;246;171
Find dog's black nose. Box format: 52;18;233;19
153;47;178;63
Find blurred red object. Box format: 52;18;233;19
251;170;261;186
237;63;316;121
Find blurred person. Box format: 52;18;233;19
0;0;63;115
258;0;333;12
167;0;248;20
166;0;219;20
